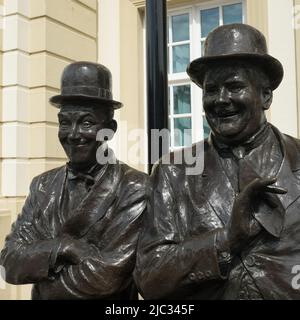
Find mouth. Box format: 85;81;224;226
215;110;241;119
68;143;89;148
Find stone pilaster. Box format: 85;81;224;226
0;0;98;299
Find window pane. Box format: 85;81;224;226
168;47;170;73
223;3;243;25
172;14;189;42
203;116;211;139
167;17;170;43
201;7;219;38
174;117;192;147
173;44;190;73
173;85;191;114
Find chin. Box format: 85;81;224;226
69;154;95;163
215;119;247;137
214;125;243;137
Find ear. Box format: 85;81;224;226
262;87;273;110
108;119;118;133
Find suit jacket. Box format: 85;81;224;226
134;125;300;299
0;159;148;300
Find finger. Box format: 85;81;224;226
255;177;278;188
19;231;32;243
263;185;288;195
22;227;35;241
245;177;277;195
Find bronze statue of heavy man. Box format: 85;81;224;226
135;24;300;299
0;62;148;300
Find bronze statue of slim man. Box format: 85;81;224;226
0;62;148;300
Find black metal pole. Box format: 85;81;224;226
146;0;168;173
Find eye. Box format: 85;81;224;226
204;85;218;95
59;120;70;128
227;82;245;93
82;120;94;129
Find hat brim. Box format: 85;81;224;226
187;53;284;90
49;94;123;109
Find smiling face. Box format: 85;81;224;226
203;61;272;145
58;103;116;169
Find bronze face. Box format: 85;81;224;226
58;104;116;169
203;63;271;145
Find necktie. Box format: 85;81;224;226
232;146;285;238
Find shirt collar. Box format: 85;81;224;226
212;123;271;158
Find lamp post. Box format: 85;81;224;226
146;0;168;173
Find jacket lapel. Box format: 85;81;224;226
62;161;122;238
187;140;236;226
34;166;67;239
273;127;300;210
252;127;300;238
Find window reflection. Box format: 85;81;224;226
172;14;190;42
174;85;191;114
174;117;192;147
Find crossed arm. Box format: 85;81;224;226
0;176;146;299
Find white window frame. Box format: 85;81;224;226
168;0;246;151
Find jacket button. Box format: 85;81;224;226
189;273;196;281
197;271;205;280
244;256;255;267
221;252;230;259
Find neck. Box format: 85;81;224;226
68;160;99;173
212;122;271;154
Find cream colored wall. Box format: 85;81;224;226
246;0;299;136
267;0;298;137
0;0;98;300
295;0;300;137
246;0;268;35
99;0;146;171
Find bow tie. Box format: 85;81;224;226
67;170;95;186
66;163;101;186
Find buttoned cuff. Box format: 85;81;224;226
215;229;232;279
183;229;232;284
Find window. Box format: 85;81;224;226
168;1;245;150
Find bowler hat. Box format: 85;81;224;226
187;24;284;90
50;61;123;109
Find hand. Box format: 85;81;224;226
56;235;92;265
227;177;287;255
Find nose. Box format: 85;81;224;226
215;87;230;106
68;123;81;142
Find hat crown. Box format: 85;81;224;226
204;23;268;58
187;23;284;90
50;61;122;108
61;62;112;90
60;62;113;100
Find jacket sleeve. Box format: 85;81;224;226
134;163;230;299
36;173;148;300
0;176;57;284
